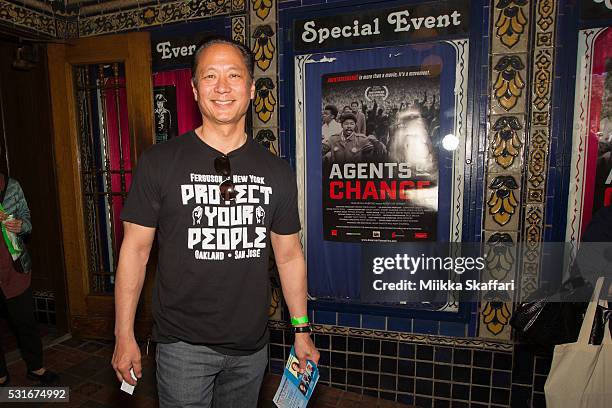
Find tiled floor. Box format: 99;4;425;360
3;337;414;407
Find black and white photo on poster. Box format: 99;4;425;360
154;85;178;143
321;66;440;242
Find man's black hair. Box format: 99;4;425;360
324;104;338;118
340;113;357;123
191;35;254;83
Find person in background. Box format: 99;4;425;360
321;104;342;143
323;113;386;164
0;173;58;386
350;101;366;134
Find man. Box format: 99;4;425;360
350;101;366;134
322;113;386;164
321;104;342;143
111;36;318;407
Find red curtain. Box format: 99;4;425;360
153;68;201;135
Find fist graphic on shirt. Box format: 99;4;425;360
192;206;203;225
256;206;265;224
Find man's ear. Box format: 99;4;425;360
250;80;255;100
191;79;199;101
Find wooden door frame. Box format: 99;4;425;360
47;32;154;339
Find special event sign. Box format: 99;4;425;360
294;0;469;52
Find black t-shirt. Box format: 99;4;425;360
121;131;301;355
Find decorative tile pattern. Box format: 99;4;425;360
491;55;526;112
489;115;524;170
232;0;246;13
269;320;513;351
493;0;529;49
253;0;274;21
252;24;276;71
480;300;512;336
250;0;278;154
482;0;532;340
520;0;557;299
254;77;278;124
484;232;518;282
78;0;233;37
231;16;247;45
254;128;279;155
0;0;56;37
486;175;520;227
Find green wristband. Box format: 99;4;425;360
291;315;309;326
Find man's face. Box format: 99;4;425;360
156;100;164;109
191;43;255;126
342;119;356;136
350;102;359;113
322;109;334;124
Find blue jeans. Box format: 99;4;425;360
156;341;268;408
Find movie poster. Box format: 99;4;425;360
321;66;440;242
154;85;178;144
567;27;612;244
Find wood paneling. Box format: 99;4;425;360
47;32;154;339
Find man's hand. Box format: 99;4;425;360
111;336;142;385
294;333;320;373
3;218;22;233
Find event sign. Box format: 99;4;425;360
294;0;469;51
580;0;612;21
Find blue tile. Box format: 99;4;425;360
412;319;439;334
337;312;360;328
434;347;452;363
362;314;386;330
387;317;412;332
491;388;510;405
397;394;414;405
278;0;301;8
439;321;466;337
453;348;472;365
510;384;531;408
492;370;512;388
314;310;337;325
493;352;513;371
512;345;534;385
399;343;415;359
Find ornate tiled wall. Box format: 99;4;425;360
0;0;244;39
250;0;280;155
480;0;557;340
1;0;567;406
521;0;556;301
268;319;552;407
0;0;56;37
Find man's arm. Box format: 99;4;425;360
111;221;156;385
271;232;319;371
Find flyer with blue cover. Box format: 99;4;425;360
273;347;320;407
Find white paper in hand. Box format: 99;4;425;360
120;368;137;395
